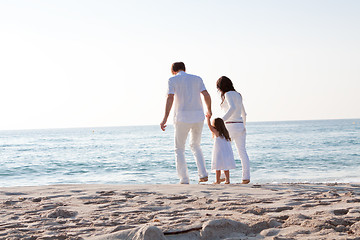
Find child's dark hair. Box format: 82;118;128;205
214;118;231;141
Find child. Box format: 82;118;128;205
206;115;236;184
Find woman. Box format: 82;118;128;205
216;76;250;184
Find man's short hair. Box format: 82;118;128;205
171;62;186;73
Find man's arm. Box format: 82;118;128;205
201;90;212;118
160;94;174;131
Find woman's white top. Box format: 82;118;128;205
211;136;236;171
221;91;247;125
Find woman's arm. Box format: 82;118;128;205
222;92;236;122
241;102;247;126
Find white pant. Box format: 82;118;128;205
174;121;208;184
226;123;250;180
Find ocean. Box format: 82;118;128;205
0;119;359;187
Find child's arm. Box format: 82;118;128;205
206;115;219;137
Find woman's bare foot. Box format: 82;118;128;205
242;179;250;184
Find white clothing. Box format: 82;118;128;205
226;123;250;180
211;136;236;171
174;121;208;184
221;91;247;125
221;90;250;180
168;71;207;123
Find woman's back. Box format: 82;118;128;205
221;91;246;123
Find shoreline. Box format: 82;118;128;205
3;179;360;189
1;183;360;239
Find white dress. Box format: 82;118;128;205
211;136;236;171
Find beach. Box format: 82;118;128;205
1;183;360;240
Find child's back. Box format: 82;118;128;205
211;136;235;172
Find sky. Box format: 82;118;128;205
0;0;359;130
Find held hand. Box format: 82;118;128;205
206;111;212;118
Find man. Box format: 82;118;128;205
160;62;212;184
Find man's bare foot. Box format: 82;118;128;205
242;179;250;184
225;181;230;184
199;176;208;183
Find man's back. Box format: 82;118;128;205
168;71;206;123
161;62;211;184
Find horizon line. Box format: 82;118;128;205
1;117;359;132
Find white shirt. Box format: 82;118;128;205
221;91;247;125
167;71;207;123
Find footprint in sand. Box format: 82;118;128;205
243;206;293;215
42;202;65;210
133;191;156;195
333;209;349;215
276;215;289;220
348;208;360;214
300;203;318;208
184;197;198;203
271;206;293;212
84;199;111;205
120;192;137;199
157;195;188;200
47;208;77;218
3;200;18;205
4;192;27;196
200;191;212;194
70;190;84;193
347;198;360;203
243;207;266;215
97;190;116;196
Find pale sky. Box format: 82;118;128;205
1;0;359;130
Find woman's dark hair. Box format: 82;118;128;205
214;118;231;141
216;76;236;104
171;62;186;73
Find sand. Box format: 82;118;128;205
1;183;360;240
